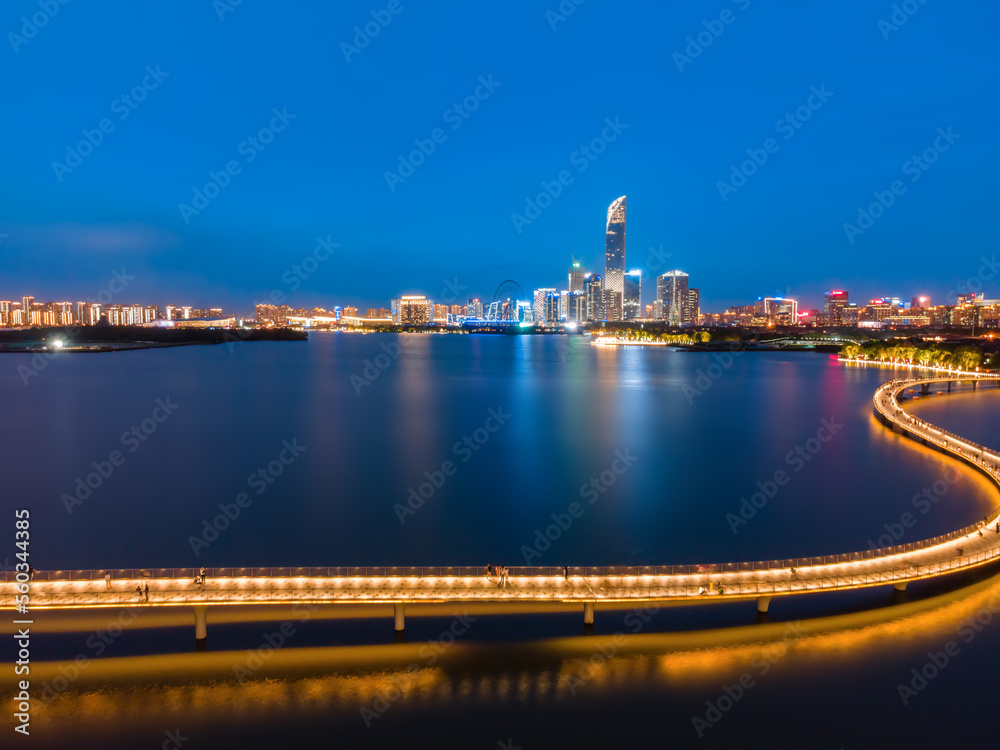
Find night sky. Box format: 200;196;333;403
1;0;998;314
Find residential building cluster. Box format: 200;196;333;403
0;295;232;328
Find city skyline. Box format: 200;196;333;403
2;2;997;315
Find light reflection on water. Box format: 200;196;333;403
8;568;1000;732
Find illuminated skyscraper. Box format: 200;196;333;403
568;262;586;293
824;290;849;322
657;270;690;325
623;269;641;320
584;273;604;321
604;196;626;321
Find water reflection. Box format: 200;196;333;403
9;568;1000;731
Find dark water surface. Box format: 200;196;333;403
3;336;1000;748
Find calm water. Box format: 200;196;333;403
3;335;1000;748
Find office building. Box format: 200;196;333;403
824;290;849;322
657;270;690;325
623;270;641;320
569;263;586;294
583;273;603;321
534;288;556;323
604;196;626;321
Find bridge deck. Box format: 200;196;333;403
5;372;1000;611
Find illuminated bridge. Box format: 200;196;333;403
5;372;1000;639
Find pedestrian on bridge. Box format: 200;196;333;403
143;582;149;602
199;566;206;584
104;571;112;590
135;584;143;601
486;563;494;580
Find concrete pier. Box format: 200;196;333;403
583;602;594;625
194;605;207;640
757;596;771;614
394;603;405;631
894;581;908;592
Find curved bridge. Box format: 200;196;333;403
5;372;1000;633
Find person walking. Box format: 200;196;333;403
104;571;112;590
27;565;34;582
143;582;149;602
564;565;569;581
199;566;206;584
486;563;494;580
135;584;143;601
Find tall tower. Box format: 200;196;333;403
604;196;626;321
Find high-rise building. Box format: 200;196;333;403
604;196;626;321
392;296;431;325
687;288;700;324
0;300;11;326
544;292;561;325
466;298;483;319
911;296;930;310
534;288;555;323
824;290;849;322
657;270;690;325
583;273;603;321
568;262;586;294
566;291;585;324
623;270;641;320
256;304;290;327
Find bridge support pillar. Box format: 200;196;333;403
921;383;930;395
394;603;405;632
583;602;594;625
948;381;952;392
894;581;908;592
973;381;978;391
194;605;208;641
757;596;771;614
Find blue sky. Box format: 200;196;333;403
1;0;998;314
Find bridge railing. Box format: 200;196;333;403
4;543;1000;608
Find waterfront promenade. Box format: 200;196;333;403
5;371;1000;632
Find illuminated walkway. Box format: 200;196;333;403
5;371;1000;630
